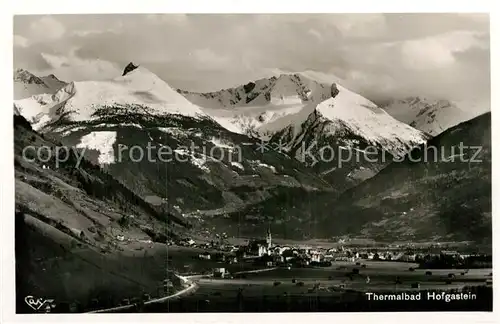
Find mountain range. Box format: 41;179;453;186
13;63;491;244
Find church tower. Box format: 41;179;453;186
266;225;272;249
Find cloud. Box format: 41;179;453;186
28;16;65;42
330;14;387;37
398;31;487;69
13;35;29;47
35;49;122;81
145;14;188;25
189;48;232;68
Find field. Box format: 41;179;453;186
194;261;491;293
132;260;492;312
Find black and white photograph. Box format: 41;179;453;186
4;6;495;318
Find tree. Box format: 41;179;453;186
118;215;131;228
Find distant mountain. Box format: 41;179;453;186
14;68;65;100
40;74;66;90
381;97;471;137
178;72;426;144
180;72;428;188
178;73;334;139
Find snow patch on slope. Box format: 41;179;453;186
76;131;117;164
230;161;244;171
204;103;306;139
209;137;235;151
173;148;211;173
158;127;190;138
249;160;277;173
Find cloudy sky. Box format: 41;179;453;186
13;14;490;110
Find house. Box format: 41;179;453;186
441;250;459;256
258;245;268;256
248;240;269;256
199;252;211;260
324;254;334;260
311;253;322;263
400;253;417;262
213;252;226;262
273;255;285;263
359;252;369;259
227;256;238;264
213;268;226;278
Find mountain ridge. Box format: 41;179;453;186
381;96;472;137
14;68;66;100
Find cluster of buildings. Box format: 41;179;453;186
190;228;489;270
195;228;416;267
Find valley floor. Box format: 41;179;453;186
125;261;493;312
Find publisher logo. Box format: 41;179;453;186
24;295;56;312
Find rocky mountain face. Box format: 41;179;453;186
14;68;66;100
178;73;337;139
40;74;66;90
178;73;337;109
122;62;139;76
381;97;471;137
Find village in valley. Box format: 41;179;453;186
169;227;492;279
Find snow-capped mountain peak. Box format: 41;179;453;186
179;72;427;155
14;69;53;100
14;66;207;130
179;72;338;139
382;96;470;136
312;85;428;154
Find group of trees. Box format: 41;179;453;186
416;253;492;269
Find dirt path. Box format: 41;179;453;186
87;275;197;313
233;267;278;275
